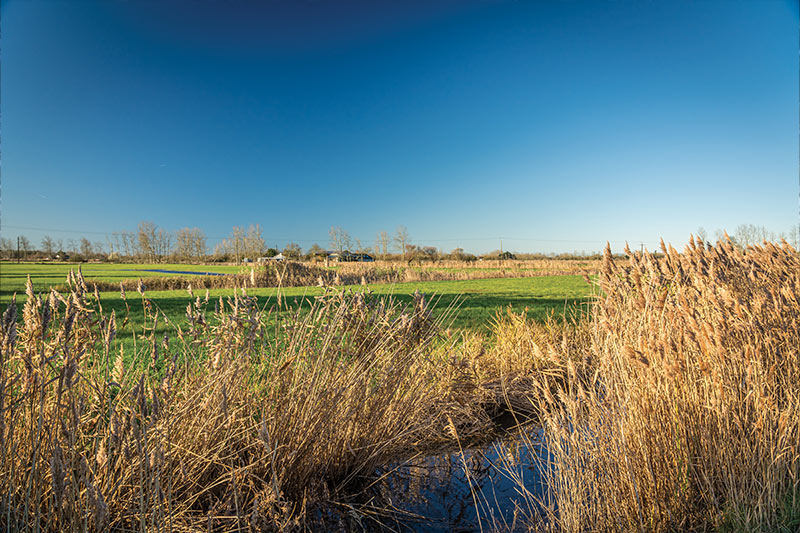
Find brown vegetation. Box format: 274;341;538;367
2;237;797;531
516;238;800;531
0;271;505;531
74;258;602;294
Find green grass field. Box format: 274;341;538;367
0;262;595;350
0;261;241;298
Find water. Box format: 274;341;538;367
84;268;227;276
333;429;550;532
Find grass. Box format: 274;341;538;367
0;262;240;298
1;261;594;352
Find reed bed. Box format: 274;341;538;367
0;271;502;532
73;259;600;294
6;237;795;531
519;238;800;531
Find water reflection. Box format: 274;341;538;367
336;429;548;532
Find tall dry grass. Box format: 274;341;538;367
0;271;497;531
77;258;602;293
525;238;800;531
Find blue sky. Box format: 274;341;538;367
2;0;798;254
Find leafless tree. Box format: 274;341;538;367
244;224;265;258
176;227;207;261
329;226;351;253
734;224;775;248
41;235;56;255
114;231;135;258
394;226;410;260
154;228;172;260
376;231;389;259
217;225;262;262
789;223;800;249
80;237;94;257
0;238;13;259
18;236;31;259
138;221;157;261
137;221;171;262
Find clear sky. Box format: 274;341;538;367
2;0;798;254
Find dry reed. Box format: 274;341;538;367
0;271;499;531
519;238;800;531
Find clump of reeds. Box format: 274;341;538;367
528;237;800;531
73;258;604;294
0;271;493;531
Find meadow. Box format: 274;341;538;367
0;262;241;297
1;242;798;532
0;261;594;344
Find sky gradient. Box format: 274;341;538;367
2;0;798;254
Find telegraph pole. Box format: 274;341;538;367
17;237;20;264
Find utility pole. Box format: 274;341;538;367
640;242;644;255
17;237;20;264
500;238;503;256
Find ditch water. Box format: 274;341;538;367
132;268;227;276
85;268;227;276
330;427;551;532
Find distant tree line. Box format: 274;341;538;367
2;222;798;263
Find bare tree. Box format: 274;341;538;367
19;236;31;260
121;232;136;257
137;222;171;262
734;224;775;248
176;228;193;261
41;235;56;255
244;224;265;258
375;231;389;259
80;237;93;257
231;226;245;262
0;238;13;259
176;228;206;261
106;234;116;257
138;221;157;262
154;228;172;260
789;223;800;249
329;226;351;253
394;226;410;260
218;225;259;263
